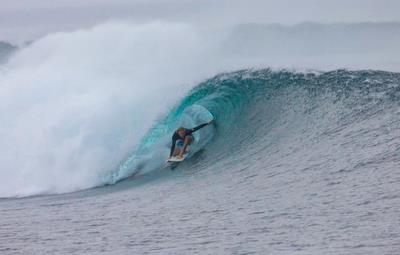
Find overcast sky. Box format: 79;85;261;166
1;0;400;43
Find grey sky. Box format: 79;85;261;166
1;0;400;43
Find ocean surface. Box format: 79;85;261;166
1;23;400;254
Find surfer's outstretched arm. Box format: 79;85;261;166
190;120;214;133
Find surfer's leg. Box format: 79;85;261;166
173;140;184;157
179;136;193;157
173;148;181;157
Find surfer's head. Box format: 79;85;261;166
177;127;185;137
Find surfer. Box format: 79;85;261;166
169;120;214;159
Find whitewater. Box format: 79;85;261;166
0;21;399;254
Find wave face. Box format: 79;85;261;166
108;69;400;190
198;69;400;177
1;21;400;198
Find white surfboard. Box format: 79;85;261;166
166;154;187;163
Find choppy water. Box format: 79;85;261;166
1;69;399;254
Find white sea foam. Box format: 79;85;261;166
0;22;224;197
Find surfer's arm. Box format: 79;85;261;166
190;120;213;133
